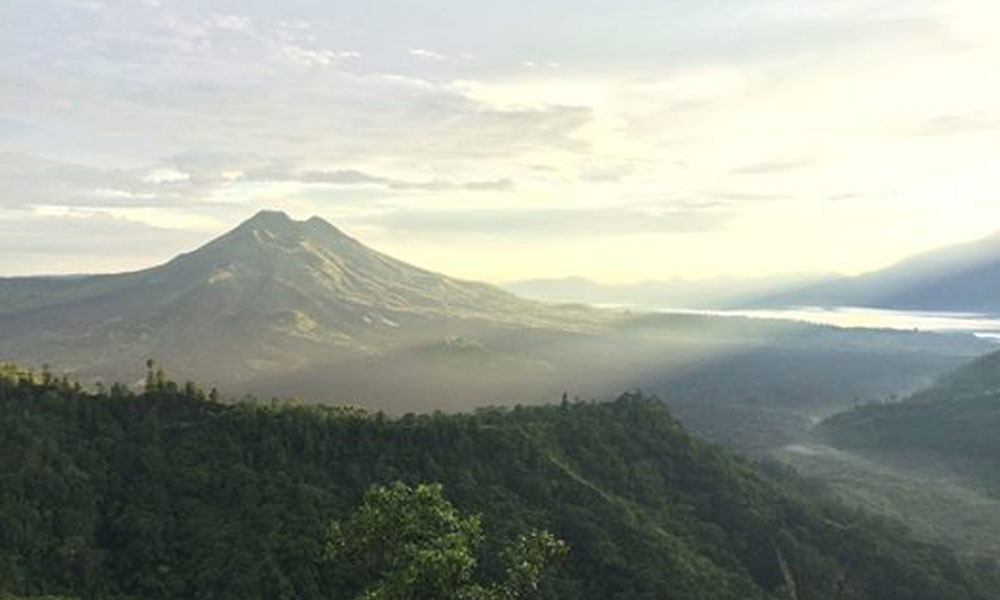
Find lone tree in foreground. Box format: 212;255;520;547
327;482;567;600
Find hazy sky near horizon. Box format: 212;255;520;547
2;0;1000;283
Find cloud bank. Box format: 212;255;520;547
2;0;1000;282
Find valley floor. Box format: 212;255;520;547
776;443;1000;561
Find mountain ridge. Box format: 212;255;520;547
748;231;1000;312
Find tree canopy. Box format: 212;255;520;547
327;481;567;600
1;366;998;600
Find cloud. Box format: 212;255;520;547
2;38;594;164
731;158;814;175
520;61;561;69
713;192;787;203
901;112;1000;138
578;162;637;182
286;169;511;192
4;0;1000;280
142;168;190;184
209;14;251;32
409;48;446;61
0;210;212;275
0;154;216;209
0;153;518;242
160;15;210;41
66;0;106;10
160;13;253;41
461;178;513;191
277;45;362;67
290;168;452;190
358;204;729;235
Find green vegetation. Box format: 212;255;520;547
328;482;566;600
0;597;79;600
0;596;79;600
776;444;1000;560
1;365;999;599
817;349;1000;494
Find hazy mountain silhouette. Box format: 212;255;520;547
749;231;1000;313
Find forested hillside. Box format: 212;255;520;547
2;365;998;600
817;349;1000;494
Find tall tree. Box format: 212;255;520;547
326;482;567;600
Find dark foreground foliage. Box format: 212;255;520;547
1;365;998;600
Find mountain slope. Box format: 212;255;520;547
816;348;1000;494
2;370;999;600
748;231;1000;312
0;211;598;385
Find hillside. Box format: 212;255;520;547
2;367;999;600
748;231;1000;312
816;348;1000;494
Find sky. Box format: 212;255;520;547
2;0;1000;283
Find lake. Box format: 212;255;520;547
655;306;1000;340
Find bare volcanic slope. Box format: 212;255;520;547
0;211;601;386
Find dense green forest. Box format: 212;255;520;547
817;349;1000;494
2;364;999;600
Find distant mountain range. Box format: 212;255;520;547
510;231;1000;314
748;232;1000;313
